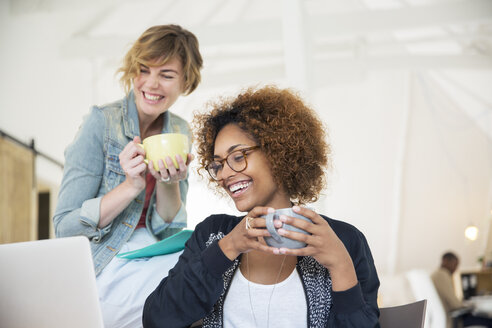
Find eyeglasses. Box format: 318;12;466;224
207;146;260;181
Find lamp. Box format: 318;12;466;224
464;224;479;241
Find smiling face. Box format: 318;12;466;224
133;57;184;120
213;124;291;212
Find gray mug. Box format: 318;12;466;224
263;208;312;249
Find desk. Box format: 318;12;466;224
461;270;492;299
465;296;492;318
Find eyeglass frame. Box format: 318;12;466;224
206;145;260;180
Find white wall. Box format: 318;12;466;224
311;70;410;275
0;2;94;184
398;72;492;273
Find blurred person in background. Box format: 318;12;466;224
432;252;492;328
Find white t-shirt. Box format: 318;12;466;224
223;265;308;328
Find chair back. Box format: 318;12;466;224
406;269;447;328
379;299;427;328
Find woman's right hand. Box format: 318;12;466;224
119;136;147;194
218;206;280;260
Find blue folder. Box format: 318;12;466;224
116;229;193;259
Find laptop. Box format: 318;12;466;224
0;236;104;328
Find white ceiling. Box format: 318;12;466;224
13;0;491;65
8;0;489;137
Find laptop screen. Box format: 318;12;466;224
0;236;104;328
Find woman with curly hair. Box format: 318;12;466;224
143;86;380;327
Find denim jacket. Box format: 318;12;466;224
53;91;190;276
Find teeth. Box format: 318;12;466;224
144;92;162;101
229;182;250;193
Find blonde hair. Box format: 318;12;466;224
118;24;203;95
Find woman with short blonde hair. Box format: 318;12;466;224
54;24;203;328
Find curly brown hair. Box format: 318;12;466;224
193;85;331;204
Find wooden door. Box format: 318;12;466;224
0;137;36;243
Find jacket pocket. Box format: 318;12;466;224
104;140;125;190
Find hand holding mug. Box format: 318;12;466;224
148;153;194;184
137;133;191;184
218;206;278;260
264;207;313;249
119;136;147;192
273;206;354;271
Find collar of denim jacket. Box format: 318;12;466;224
124;90;172;139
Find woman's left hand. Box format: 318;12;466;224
275;206;358;290
148;153;194;184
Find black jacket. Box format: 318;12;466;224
143;214;380;327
